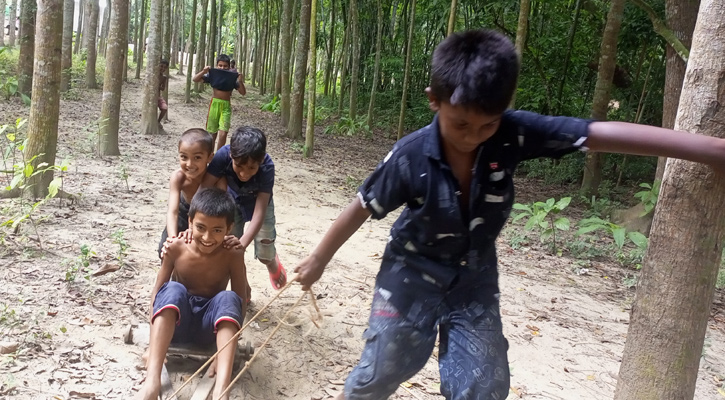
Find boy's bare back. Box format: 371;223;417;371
164;238;246;299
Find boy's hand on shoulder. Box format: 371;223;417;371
223;235;245;251
293;254;326;291
159;230;193;259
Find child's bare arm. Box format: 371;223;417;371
149;243;177;320
236;74;246;96
192;66;211;83
295;198;372;290
239;192;270;249
587;121;725;170
166;172;184;238
200;171;222;189
228;249;248;302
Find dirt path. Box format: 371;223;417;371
1;72;725;399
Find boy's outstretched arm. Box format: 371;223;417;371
587;122;725;170
294;198;372;290
192;66;211;83
165;172;185;238
236;74;246;96
239;192;271;249
229;249;248;302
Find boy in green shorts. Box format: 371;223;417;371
193;54;246;151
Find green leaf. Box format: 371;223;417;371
47;177;62;198
555;197;571;210
545;198;555;208
612;227;626;249
20;93;30;106
524;217;537;231
639;183;652;189
511;213;528;223
23;163;33;178
554;217;570;231
59;326;67;333
9;173;23;190
512;203;530;211
540;229;553;241
627;231;648;249
538;220;549;229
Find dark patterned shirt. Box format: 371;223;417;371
207;145;274;222
357;110;591;322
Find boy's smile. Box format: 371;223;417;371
189;212;230;254
217;60;231;70
231;158;260;182
179;141;213;180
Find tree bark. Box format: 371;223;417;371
132;0;140;62
509;0;530;107
194;0;207;92
396;0;415;140
614;2;725;398
0;0;5;46
17;0;36;96
185;0;198;102
163;0;171;60
140;0;162;135
286;0;310;139
348;0;359;120
207;0;215;66
555;0;583;114
84;0;99;88
24;0;63;198
654;0;699;181
135;0;147;79
60;0;74;91
123;0;130;81
99;3;110;56
366;0;383;128
446;0;456;36
280;0;293;126
8;0;17;46
322;0;334;96
100;0;129;156
580;0;625;196
303;0;317;157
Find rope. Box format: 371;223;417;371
165;279;298;399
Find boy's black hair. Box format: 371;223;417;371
160;59;169;66
230;59;236;66
230;126;266;164
216;54;232;65
179;128;214;155
189;188;236;226
430;29;519;115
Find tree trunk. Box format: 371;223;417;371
614;2;725;398
207;0;215;66
396;0;415;140
280;0;293;126
8;0;17;46
0;0;5;46
322;0;334;96
24;0;63;198
250;0;260;86
272;1;281;96
60;0;74;91
555;0;583;114
286;0;310;139
336;4;350;113
163;0;171;60
654;0;700;181
446;0;456;36
140;0;162;135
84;0;99;88
580;0;625;196
135;0;147;79
17;0;36;96
348;0;359;120
175;0;185;74
132;0;140;61
366;0;383;128
509;0;530;107
123;0;130;81
100;3;110;56
303;0;317;157
100;0;129;156
194;0;207;92
185;0;198;102
169;0;177;68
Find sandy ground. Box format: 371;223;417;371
1;70;725;400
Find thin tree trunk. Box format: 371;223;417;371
176;0;185;74
366;0;383;128
60;0;74;91
140;0;162;135
133;0;140;61
396;0;415;140
169;0;177;68
336;3;350;114
251;0;260;86
194;0;208;92
446;0;457;36
185;0;198;102
654;0;700;181
101;0;129;155
280;0;293;126
322;0;334;96
207;0;215;65
615;2;725;398
25;0;63;198
17;0;36;96
509;0;530;107
272;0;281;96
74;0;84;54
303;0;317;157
348;0;359;120
555;0;583;114
0;0;5;47
332;10;348;103
100;3;110;56
84;0;99;88
163;0;171;60
124;0;130;81
8;0;17;46
286;0;310;139
135;0;147;78
580;0;625;196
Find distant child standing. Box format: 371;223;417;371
193;54;246;151
294;29;725;399
157;60;169;130
202;126;287;292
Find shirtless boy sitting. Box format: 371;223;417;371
138;188;247;400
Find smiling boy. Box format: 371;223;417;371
138;188;247;400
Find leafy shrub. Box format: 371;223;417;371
512;197;571;254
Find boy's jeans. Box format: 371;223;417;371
231;199;277;261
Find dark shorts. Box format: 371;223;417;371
152;281;244;346
344;286;510;400
158;196;190;257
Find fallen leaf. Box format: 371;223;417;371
91;263;120;277
69;391;96;398
587;375;595;381
717;387;725;397
0;342;19;354
401;381;412;388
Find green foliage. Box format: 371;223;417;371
0;47;27;104
634;180;661;216
576;216;648;251
260;95;280;114
64;244;95;282
111;229;130;268
118;161;130;190
512;197;571;254
324;116;371;137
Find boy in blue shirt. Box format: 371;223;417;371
203;126;286;292
294;29;725;399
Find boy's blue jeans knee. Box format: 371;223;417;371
344;289;510;400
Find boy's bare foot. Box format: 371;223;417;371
135;378;161;400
